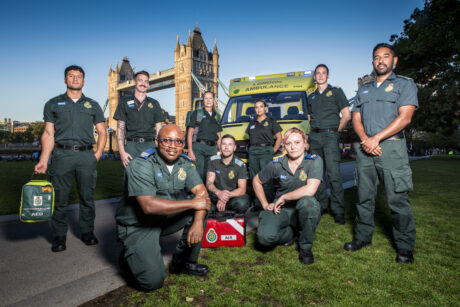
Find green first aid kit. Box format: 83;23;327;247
20;174;54;222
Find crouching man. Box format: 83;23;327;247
116;124;211;290
206;134;250;214
253;128;323;264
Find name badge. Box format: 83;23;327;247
216;170;221;174
156;172;163;178
57;102;66;106
362;90;369;94
280;174;287;180
250;125;255;129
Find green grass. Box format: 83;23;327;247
0;160;123;215
114;156;459;306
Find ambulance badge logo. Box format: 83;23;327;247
42;186;52;193
385;83;394;92
33;196;43;206
206;228;218;243
178;168;187;181
228;170;235;179
84;101;92;109
263;121;269;127
148;102;153;109
299;170;307;181
326;90;333;97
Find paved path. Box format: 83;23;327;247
0;158;428;306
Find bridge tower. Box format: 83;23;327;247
174;26;219;130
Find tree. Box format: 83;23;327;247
29;123;44;141
390;0;459;136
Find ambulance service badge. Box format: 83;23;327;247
385;83;394;92
84;101;92;109
148;102;153;109
228;170;235;179
299;170;307;181
178;168;187;181
326;90;333;97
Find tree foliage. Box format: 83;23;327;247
390;0;459;136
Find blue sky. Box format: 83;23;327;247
0;0;423;122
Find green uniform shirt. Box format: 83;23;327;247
113;96;165;139
246;116;282;146
187;110;222;142
117;149;203;226
258;154;323;200
43;93;105;145
352;73;418;137
207;155;248;191
307;84;349;129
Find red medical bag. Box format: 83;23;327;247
202;211;246;248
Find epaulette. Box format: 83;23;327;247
397;75;413;81
305;154;317;160
139;148;155;159
272;153;285;163
181;153;193;162
234;158;245;167
210;154;221;161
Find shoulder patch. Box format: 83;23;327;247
210;154;221;161
272;153;284;163
397;75;413;81
234;158;245;167
139;148;155;159
181;153;193;162
305;154;317;160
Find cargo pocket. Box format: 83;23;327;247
391;167;413;192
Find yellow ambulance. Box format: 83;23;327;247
220;71;317;161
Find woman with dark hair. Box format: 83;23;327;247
246;99;282;206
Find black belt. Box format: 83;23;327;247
198;140;216;146
56;143;93;151
387;132;405;140
312;128;338;133
252;143;271;147
126;137;154;143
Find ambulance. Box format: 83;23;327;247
220;71;317;161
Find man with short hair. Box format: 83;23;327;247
307;64;351;225
116;124;211;290
206;134;250;214
35;65;107;252
114;70;165;168
344;43;418;264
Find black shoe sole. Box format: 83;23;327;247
343;241;371;251
51;245;66;252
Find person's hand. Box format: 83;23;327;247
193;194;211;211
34;161;48;174
361;136;382;156
120;152;133;168
216;200;227;212
216;190;231;202
187;220;204;247
188;150;196;162
274;197;286;214
262;203;275;211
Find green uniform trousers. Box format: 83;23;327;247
117;210;207;290
354;139;416;250
210;194;251;214
257;196;320;251
49;148;97;237
249;146;275;205
309;131;344;215
192;142;217;181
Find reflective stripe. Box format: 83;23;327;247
227;219;244;235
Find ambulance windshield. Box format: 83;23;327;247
221;91;307;124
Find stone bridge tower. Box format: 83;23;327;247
174;26;219;130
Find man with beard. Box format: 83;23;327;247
35;65;107;252
344;43;418;264
307;64;350;225
206;134;250;214
114;70;165;168
116;124;211;290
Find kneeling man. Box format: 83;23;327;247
116;124;210;290
206;134;250;214
253;128;323;264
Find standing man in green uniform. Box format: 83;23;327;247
307;64;351;225
116;124;211;290
253;128;323;264
114;70;165;167
206;134;250;214
34;65;107;252
187;91;222;181
344;43;418;264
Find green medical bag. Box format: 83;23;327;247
20;174;54;222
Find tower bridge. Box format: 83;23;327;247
107;26;219;144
